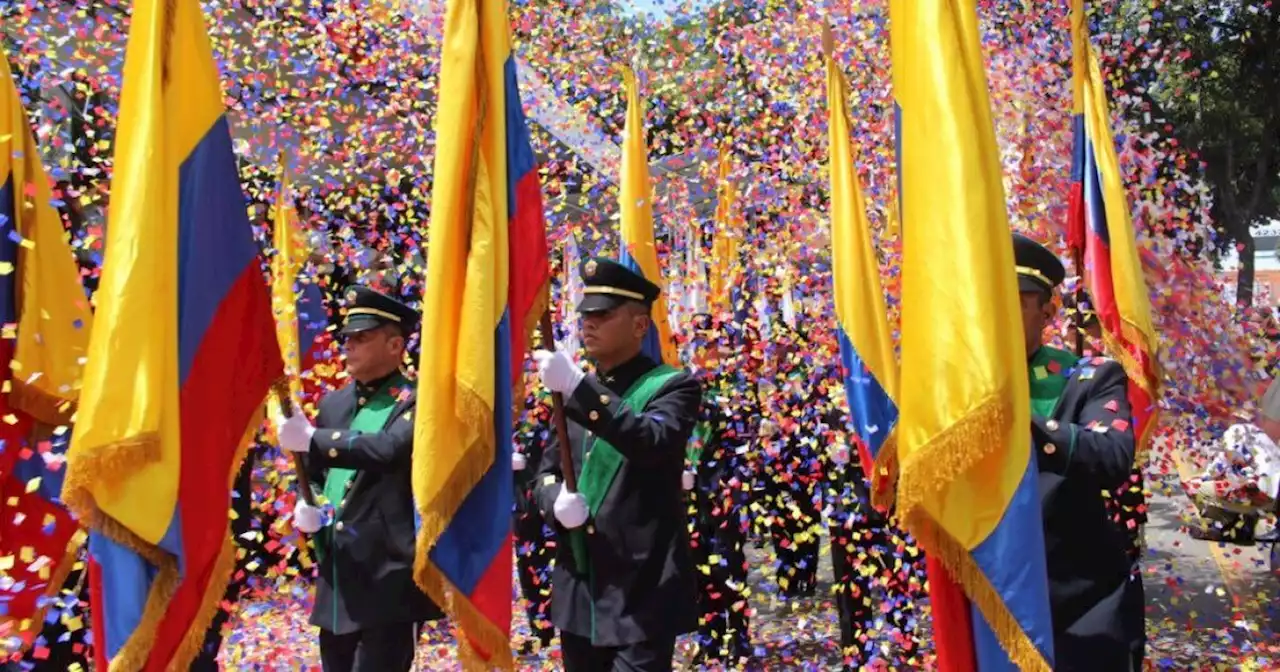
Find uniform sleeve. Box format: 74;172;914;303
532;428;563;522
309;405;415;472
564;372;703;466
1033;361;1135;489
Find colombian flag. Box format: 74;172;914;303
413;0;550;667
62;1;283;669
0;49;92;655
892;1;1054;670
619;65;677;365
825;42;899;511
1066;0;1160;457
270;157;326;412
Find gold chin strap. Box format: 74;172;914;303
583;286;645;301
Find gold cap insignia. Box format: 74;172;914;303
584;260;598;277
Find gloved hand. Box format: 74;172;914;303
830;442;851;465
681;470;695;491
512;451;528;471
553;487;589;529
293;500;324;534
533;350;586;395
275;406;315;453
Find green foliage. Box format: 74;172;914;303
1109;0;1280;303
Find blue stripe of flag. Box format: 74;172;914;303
967;452;1056;669
428;311;515;593
1077;115;1112;246
835;327;898;460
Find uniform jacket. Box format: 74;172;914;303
533;354;702;647
1031;351;1142;671
304;378;444;635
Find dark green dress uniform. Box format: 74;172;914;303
302;287;443;672
533;258;702;671
1015;236;1144;672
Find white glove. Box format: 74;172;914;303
533;350;586;395
681;470;695;491
512;452;528;471
276;407;316;453
553;488;589;529
830;443;851;465
293;500;324;534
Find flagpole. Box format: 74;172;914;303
538;310;578;493
273;382;317;505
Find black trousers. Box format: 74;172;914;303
764;470;820;597
688;479;751;662
561;631;677;672
514;506;555;646
826;464;920;664
319;623;418;672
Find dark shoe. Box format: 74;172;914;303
1189;505;1258;546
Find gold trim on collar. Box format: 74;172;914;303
1015;265;1053;289
347;307;402;322
583;286;645;301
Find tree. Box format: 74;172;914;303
1106;1;1280;306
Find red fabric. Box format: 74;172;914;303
507;170;551;377
144;268;283;670
926;554;978;672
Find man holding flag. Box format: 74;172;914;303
532;257;701;671
275;285;443;672
1014;234;1144;671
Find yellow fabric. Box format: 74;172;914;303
1071;0;1161;453
65;0;226;547
710;141;739;313
892;0;1031;561
412;0;514;666
619;65;677;365
0;53;93;425
270;157;305;408
826;54;899;499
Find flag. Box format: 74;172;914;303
269;156;324;410
825;41;899;511
0;51;92;651
709;141;739;315
892;1;1054;670
619;65;677;364
62;1;283;668
1067;0;1160;457
413;0;551;666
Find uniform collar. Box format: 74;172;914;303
355;370;405;405
596;353;657;394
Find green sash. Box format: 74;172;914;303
569;364;682;572
1028;346;1077;417
316;375;405;564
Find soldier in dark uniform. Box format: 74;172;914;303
274;286;444;672
531;258;702;672
1013;234;1144;672
760;324;823;598
512;387;555;654
685;314;759;666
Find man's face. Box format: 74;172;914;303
581;304;649;360
1019;290;1054;356
344;325;404;382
